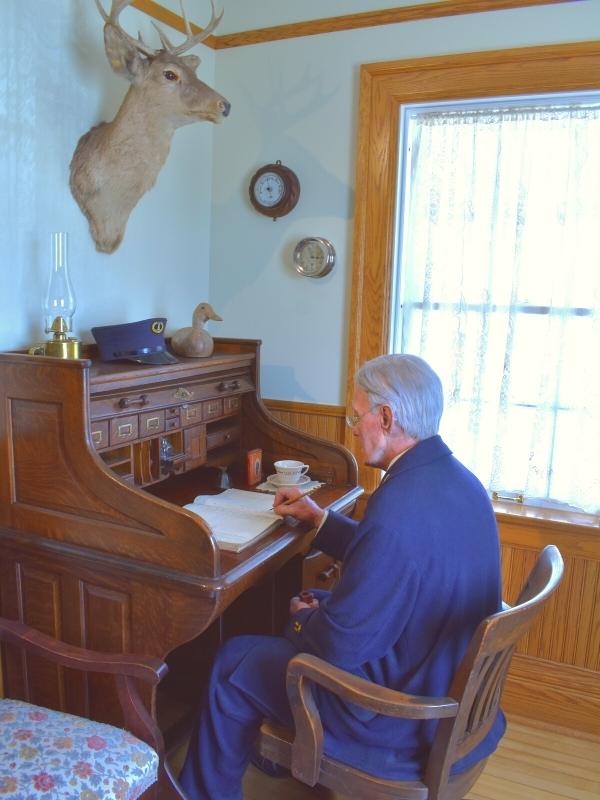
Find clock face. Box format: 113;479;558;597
293;237;336;278
253;172;285;207
249;162;300;219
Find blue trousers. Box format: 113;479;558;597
179;635;297;800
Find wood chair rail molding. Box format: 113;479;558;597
345;40;600;492
131;1;577;49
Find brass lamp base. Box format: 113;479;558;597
28;315;81;359
28;337;81;359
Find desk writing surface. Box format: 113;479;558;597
145;467;362;579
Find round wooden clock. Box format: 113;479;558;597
249;161;300;220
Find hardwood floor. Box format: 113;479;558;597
238;716;600;800
169;714;599;798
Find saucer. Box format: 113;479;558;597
267;474;311;488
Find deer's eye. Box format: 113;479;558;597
163;70;178;81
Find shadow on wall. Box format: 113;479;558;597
261;365;315;403
70;0;123;123
216;64;355;294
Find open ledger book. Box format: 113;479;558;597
184;489;282;552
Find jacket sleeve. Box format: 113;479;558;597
285;515;420;669
311;509;359;562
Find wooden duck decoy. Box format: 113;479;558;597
170;302;222;358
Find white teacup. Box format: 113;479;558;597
274;459;309;484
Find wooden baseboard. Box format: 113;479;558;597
503;654;600;736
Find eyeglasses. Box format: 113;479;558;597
345;405;381;428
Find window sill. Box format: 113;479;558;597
492;500;599;531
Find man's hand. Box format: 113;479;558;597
289;594;319;614
273;487;325;528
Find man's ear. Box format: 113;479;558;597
381;404;395;433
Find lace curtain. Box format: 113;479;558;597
394;101;600;515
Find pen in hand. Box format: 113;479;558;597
271;485;320;510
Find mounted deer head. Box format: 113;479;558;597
70;0;230;254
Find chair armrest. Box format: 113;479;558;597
285;652;458;786
288;653;458;719
0;617;167;684
0;616;168;755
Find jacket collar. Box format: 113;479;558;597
385;435;451;479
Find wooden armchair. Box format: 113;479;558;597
257;544;564;800
0;617;186;800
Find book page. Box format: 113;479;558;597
184;489;281;552
192;489;278;514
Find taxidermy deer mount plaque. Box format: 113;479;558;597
70;0;230;254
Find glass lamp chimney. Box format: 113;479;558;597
44;232;76;335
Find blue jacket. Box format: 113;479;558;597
284;435;505;779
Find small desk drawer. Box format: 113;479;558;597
140;409;165;438
181;402;203;427
90;420;109;450
110;415;139;445
223;396;241;415
206;423;240;450
203;398;223;420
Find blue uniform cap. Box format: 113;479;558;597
91;318;177;365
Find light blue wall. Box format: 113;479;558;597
210;1;600;403
1;1;599;404
0;0;217;353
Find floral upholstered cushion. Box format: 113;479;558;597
0;698;158;800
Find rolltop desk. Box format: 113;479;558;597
0;338;361;797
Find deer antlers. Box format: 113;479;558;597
93;0;223;57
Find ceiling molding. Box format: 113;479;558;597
131;0;579;50
213;0;580;49
131;0;218;48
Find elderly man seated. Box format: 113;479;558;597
180;354;505;800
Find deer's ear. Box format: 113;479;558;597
182;55;200;71
103;25;148;82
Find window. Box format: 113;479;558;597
346;42;600;511
391;95;599;514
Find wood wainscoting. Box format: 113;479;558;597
263;399;346;445
498;513;600;735
265;399;600;735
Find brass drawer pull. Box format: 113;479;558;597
492;491;524;504
117;423;133;437
118;394;148;409
217;380;240;392
318;563;340;582
145;417;160;431
92;430;103;445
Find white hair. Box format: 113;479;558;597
356;354;443;440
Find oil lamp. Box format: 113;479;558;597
29;232;80;358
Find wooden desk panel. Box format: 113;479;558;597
0;340;361;764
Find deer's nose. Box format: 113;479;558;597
219;100;231;117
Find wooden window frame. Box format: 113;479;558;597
345;41;600;494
